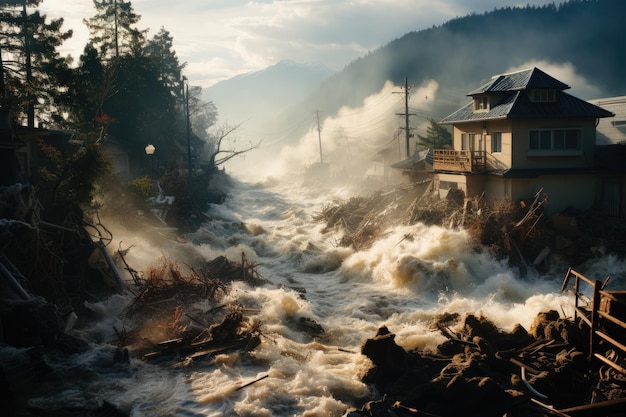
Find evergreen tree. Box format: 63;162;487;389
416;118;452;150
55;43;110;131
84;0;146;60
104;51;181;166
145;27;183;95
0;0;72;127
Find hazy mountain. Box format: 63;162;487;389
215;0;626;178
201;59;333;130
301;0;626;123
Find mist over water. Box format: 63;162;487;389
25;74;625;416
32;171;625;417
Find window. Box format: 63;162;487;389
492;132;502;153
461;133;474;150
439;181;457;190
531;89;556;102
529;129;581;151
473;96;489;112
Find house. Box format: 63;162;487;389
588;96;626;145
436;67;615;216
588;96;626;218
390;148;434;183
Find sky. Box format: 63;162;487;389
39;0;559;88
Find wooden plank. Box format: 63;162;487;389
594;330;626;354
576;307;591;327
187;342;242;359
593;352;626;374
509;357;542;375
597;310;626;330
589;280;601;359
557;397;626;416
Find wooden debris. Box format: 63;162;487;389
355;292;626;417
235;374;269;391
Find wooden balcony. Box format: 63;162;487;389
433;149;486;173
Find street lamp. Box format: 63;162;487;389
145;143;155;178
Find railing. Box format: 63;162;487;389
433;149;486;172
561;268;626;374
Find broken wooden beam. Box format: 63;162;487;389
556;397;626;417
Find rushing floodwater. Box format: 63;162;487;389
28;176;626;416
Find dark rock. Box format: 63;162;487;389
361;326;411;386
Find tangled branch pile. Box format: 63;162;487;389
115;254;269;363
314;183;553;270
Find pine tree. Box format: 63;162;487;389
145;27;184;95
84;0;146;60
417;118;452;150
0;0;72;127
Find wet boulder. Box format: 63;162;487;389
361;326;411;386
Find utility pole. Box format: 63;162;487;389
395;77;416;159
316;110;323;164
183;76;193;202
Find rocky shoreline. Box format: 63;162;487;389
347;308;626;416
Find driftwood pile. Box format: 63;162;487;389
347;308;626;417
113;252;271;363
315;183;626;277
314;184;425;250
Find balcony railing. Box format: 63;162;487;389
433;149;486;173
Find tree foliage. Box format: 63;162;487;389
0;0;244;206
37;134;112;206
83;0;145;60
145;27;183;94
0;0;72;126
417;118;452;150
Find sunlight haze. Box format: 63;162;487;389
40;0;557;87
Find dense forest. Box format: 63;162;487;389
0;0;217;202
283;0;626;133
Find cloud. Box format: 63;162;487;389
40;0;559;87
232;78;440;181
506;60;603;100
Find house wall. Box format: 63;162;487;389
507;174;595;215
436;172;466;199
453;120;513;170
596;174;626;219
589;96;626;145
510;118;597;169
435;173;487;202
435;172;596;216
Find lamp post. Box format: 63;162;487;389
182;76;192;201
145;143;155;178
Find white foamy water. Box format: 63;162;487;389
30;176;626;416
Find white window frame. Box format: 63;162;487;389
473;96;489;112
491;131;502;153
461;133;474;151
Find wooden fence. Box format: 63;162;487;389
561;268;626;374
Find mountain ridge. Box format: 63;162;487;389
210;0;626;174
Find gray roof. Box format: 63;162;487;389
468;67;570;95
391;148;433;169
441;67;614;124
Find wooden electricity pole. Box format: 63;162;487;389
395;77;416;159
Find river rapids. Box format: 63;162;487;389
24;176;626;416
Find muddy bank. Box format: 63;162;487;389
347;308;626;417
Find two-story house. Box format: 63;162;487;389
436;67;614;216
